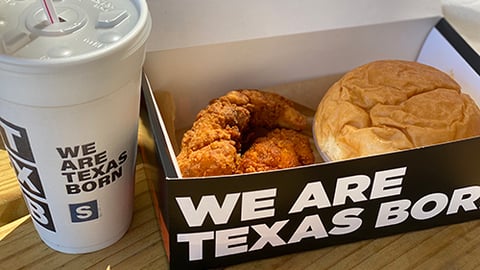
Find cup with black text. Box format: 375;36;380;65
0;0;151;253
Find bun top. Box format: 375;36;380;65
313;60;480;161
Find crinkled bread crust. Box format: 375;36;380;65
313;60;480;161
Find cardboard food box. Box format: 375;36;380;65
140;10;480;269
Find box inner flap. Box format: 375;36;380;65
145;0;441;52
144;17;440;129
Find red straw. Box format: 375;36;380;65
40;0;60;24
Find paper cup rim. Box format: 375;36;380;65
0;0;151;69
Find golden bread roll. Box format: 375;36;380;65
313;60;480;161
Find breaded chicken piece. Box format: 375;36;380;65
230;90;308;131
177;98;249;177
177;141;240;177
237;128;314;173
177;89;309;177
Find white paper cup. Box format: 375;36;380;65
0;0;151;253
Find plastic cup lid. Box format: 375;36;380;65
0;0;149;64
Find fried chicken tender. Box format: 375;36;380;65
227;90;307;131
237;128;315;173
177;141;239;177
177;89;310;177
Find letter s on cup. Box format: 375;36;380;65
69;200;99;222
